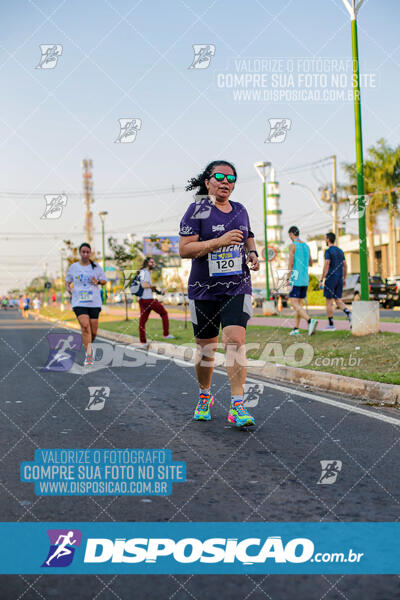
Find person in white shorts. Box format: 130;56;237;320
33;296;41;320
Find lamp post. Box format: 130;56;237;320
338;0;380;335
59;248;66;312
98;211;108;304
340;0;368;301
254;161;275;314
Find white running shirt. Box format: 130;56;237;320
139;269;153;300
66;262;106;308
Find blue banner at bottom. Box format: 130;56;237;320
0;522;399;574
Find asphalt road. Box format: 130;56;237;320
1;311;400;599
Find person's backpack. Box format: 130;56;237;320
129;272;144;298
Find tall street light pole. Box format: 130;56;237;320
99;211;108;305
254;161;272;303
341;0;369;300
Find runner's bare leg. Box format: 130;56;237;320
195;337;218;390
222;325;246;396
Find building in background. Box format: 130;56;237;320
267;168;283;250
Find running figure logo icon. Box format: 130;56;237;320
86;386;110;411
191;196;214;219
317;460;343;485
265;118;292;143
243;383;264;408
42;333;82;372
274;269;298;291
114;118;142;143
188;44;216;69
36;45;63;69
41;194;68;219
343;194;370;220
42;529;82;567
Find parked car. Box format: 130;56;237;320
387;276;400;306
173;291;188;306
342;274;398;308
252;288;265;308
251;287;288;308
112;292;134;305
164;292;176;305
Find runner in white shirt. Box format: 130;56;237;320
65;243;107;366
32;296;41;320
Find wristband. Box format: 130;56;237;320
249;250;259;257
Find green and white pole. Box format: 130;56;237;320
342;0;369;300
99;211;108;305
262;179;270;300
255;162;275;314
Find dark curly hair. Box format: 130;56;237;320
185;160;237;197
79;242;96;269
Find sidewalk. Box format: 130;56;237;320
250;316;400;333
103;305;400;333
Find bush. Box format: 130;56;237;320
308;274;320;291
307;290;324;305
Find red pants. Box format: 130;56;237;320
139;299;169;343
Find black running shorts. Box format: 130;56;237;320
189;293;253;339
73;306;102;319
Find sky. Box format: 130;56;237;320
0;0;399;293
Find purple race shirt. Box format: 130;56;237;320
179;197;254;300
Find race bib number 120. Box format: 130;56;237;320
208;246;242;277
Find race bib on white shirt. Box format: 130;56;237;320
79;290;94;302
208;245;242;277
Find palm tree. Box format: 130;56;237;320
367;139;400;276
343;139;400;277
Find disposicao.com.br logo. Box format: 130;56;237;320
82;536;363;566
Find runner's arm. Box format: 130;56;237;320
343;258;348;282
287;243;295;278
179;231;243;259
322;259;330;280
90;277;106;285
138;270;152;289
244;237;260;271
65;268;73;295
244;237;256;253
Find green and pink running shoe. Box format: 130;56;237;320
228;400;255;428
193;393;214;421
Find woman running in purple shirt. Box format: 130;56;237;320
179;160;260;427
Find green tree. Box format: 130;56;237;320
26;275;52;295
343;138;400;276
107;235;143;321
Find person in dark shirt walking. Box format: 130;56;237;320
320;232;352;331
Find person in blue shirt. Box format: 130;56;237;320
320;232;352;331
287;226;318;336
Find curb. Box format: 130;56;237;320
37;314;400;408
